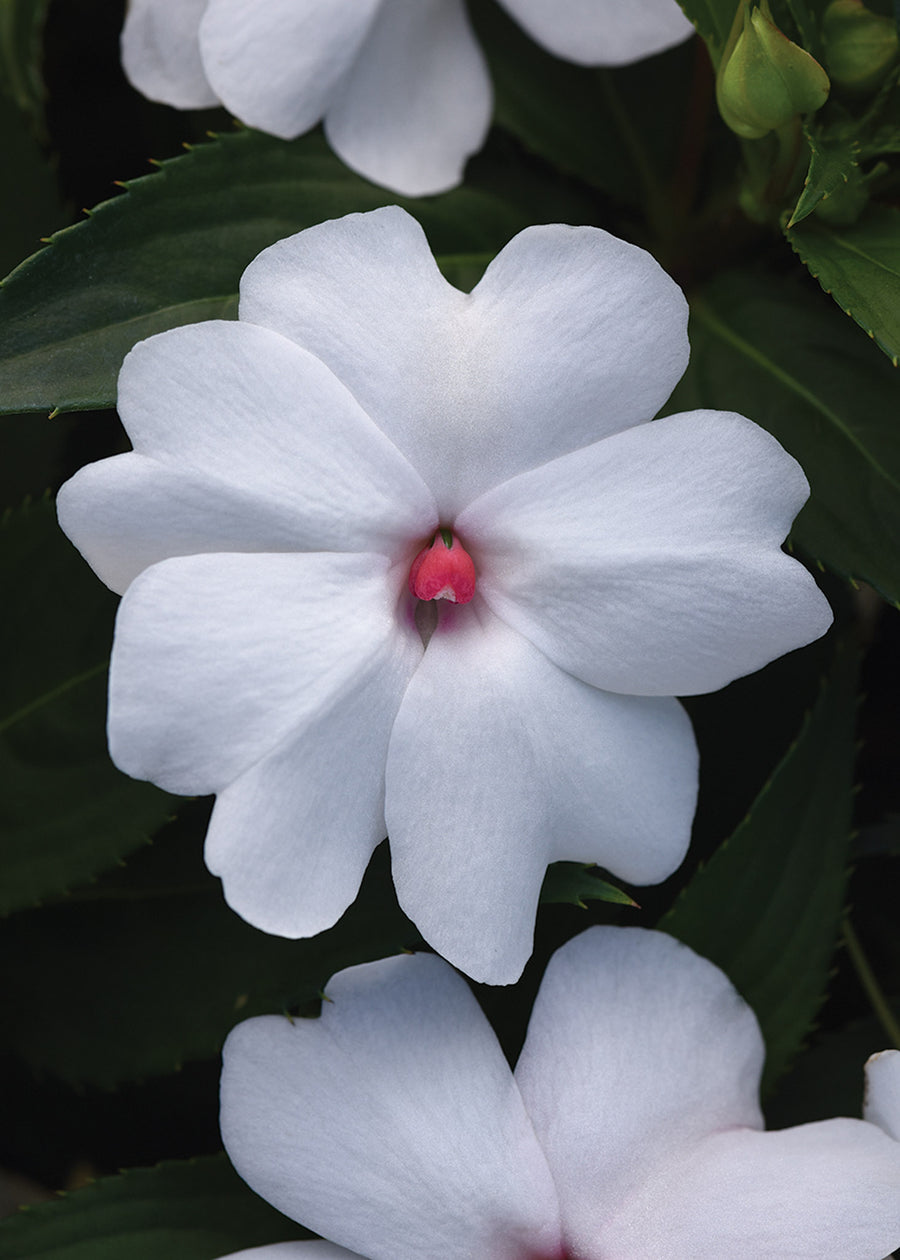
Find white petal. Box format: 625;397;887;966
218;1247;361;1260
385;607;697;985
198;0;381;139
866;1050;900;1142
499;0;694;66
239;207;463;510
241;209;689;517
460;409;832;696
112;320;435;554
60;312;438;592
58;453;343;596
448;223;689;500
121;0;220;108
515;927;765;1255
204;613;420;938
108;551;417;795
324;0;491;195
220;954;563;1260
598;1120;900;1259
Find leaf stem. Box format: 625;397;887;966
843;915;900;1049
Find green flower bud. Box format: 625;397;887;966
717;0;831;139
822;0;899;94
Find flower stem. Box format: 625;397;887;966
843;915;900;1049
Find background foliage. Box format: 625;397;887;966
1;0;899;1254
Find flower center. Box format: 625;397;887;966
408;528;476;604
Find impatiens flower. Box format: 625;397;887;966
120;0;694;195
217;927;900;1260
57;207;831;985
866;1049;900;1143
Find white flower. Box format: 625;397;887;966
866;1050;900;1142
217;927;900;1260
57;207;831;985
120;0;695;195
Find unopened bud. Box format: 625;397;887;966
717;0;831;139
822;0;898;94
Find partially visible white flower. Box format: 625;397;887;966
503;0;694;65
58;207;831;985
217;928;900;1260
220;1250;351;1260
864;1050;900;1260
866;1049;900;1142
120;0;693;195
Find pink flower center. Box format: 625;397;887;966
408;528;476;605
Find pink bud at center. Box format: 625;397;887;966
408;528;476;605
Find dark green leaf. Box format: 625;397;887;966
787;125;861;226
0;0;49;121
662;640;859;1090
786;204;900;362
0;832;419;1086
765;1001;900;1127
540;861;639;909
0;1156;306;1260
0;498;176;915
668;269;900;603
0;93;62;277
0;127;593;415
472;0;699;211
